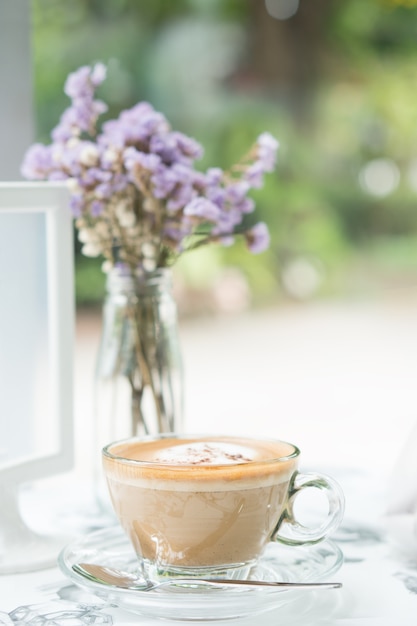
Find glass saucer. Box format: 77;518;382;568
58;526;343;621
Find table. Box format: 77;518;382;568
1;468;416;625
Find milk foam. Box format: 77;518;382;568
151;441;257;465
103;436;298;491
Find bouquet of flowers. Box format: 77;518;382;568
21;63;278;274
21;63;279;437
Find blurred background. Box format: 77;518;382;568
31;0;417;310
28;0;417;475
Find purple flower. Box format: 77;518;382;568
52;100;107;142
171;131;204;160
122;103;169;139
212;207;243;234
95;182;113;199
163;217;193;246
20;143;53;179
83;98;107;127
149;134;178;165
150;131;203;166
111;173;129;193
64;66;92;99
48;170;67;181
69;194;85;217
243;162;265;188
80;170;100;188
87;167;112;183
91;62;107;87
51;64;109;142
124;147;161;173
206;167;223;184
225;181;250;203
205;184;226;207
51;117;74;142
166;184;195;212
64;63;106;99
256;132;279;173
58;144;84;177
219;235;235;247
235;197;255;214
192;171;208;191
184;197;221;222
91;199;104;216
245;222;270;254
20;62;277;268
101;103;169;149
99;119;127;149
151;166;179;199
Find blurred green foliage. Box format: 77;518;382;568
31;0;417;306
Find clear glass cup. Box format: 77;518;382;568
102;434;345;582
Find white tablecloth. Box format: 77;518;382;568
1;468;417;625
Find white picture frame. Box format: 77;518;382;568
0;181;74;484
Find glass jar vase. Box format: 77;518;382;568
93;267;183;506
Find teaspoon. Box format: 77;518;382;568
73;562;342;592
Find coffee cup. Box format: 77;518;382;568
102;434;344;581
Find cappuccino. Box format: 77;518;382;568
103;435;298;576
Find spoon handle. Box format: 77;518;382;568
198;579;342;590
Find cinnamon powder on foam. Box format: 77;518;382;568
103;437;298;489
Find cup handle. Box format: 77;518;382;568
273;472;345;546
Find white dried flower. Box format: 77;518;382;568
118;212;136;228
101;260;113;273
52;146;64;164
115;201;136;228
125;224;141;238
66;177;82;194
143;257;156;272
142;242;156;258
82;242;102;257
115;201;129;216
79;144;100;167
78;228;99;244
143;198;154;212
95;221;110;238
66;137;80;149
103;148;119;164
